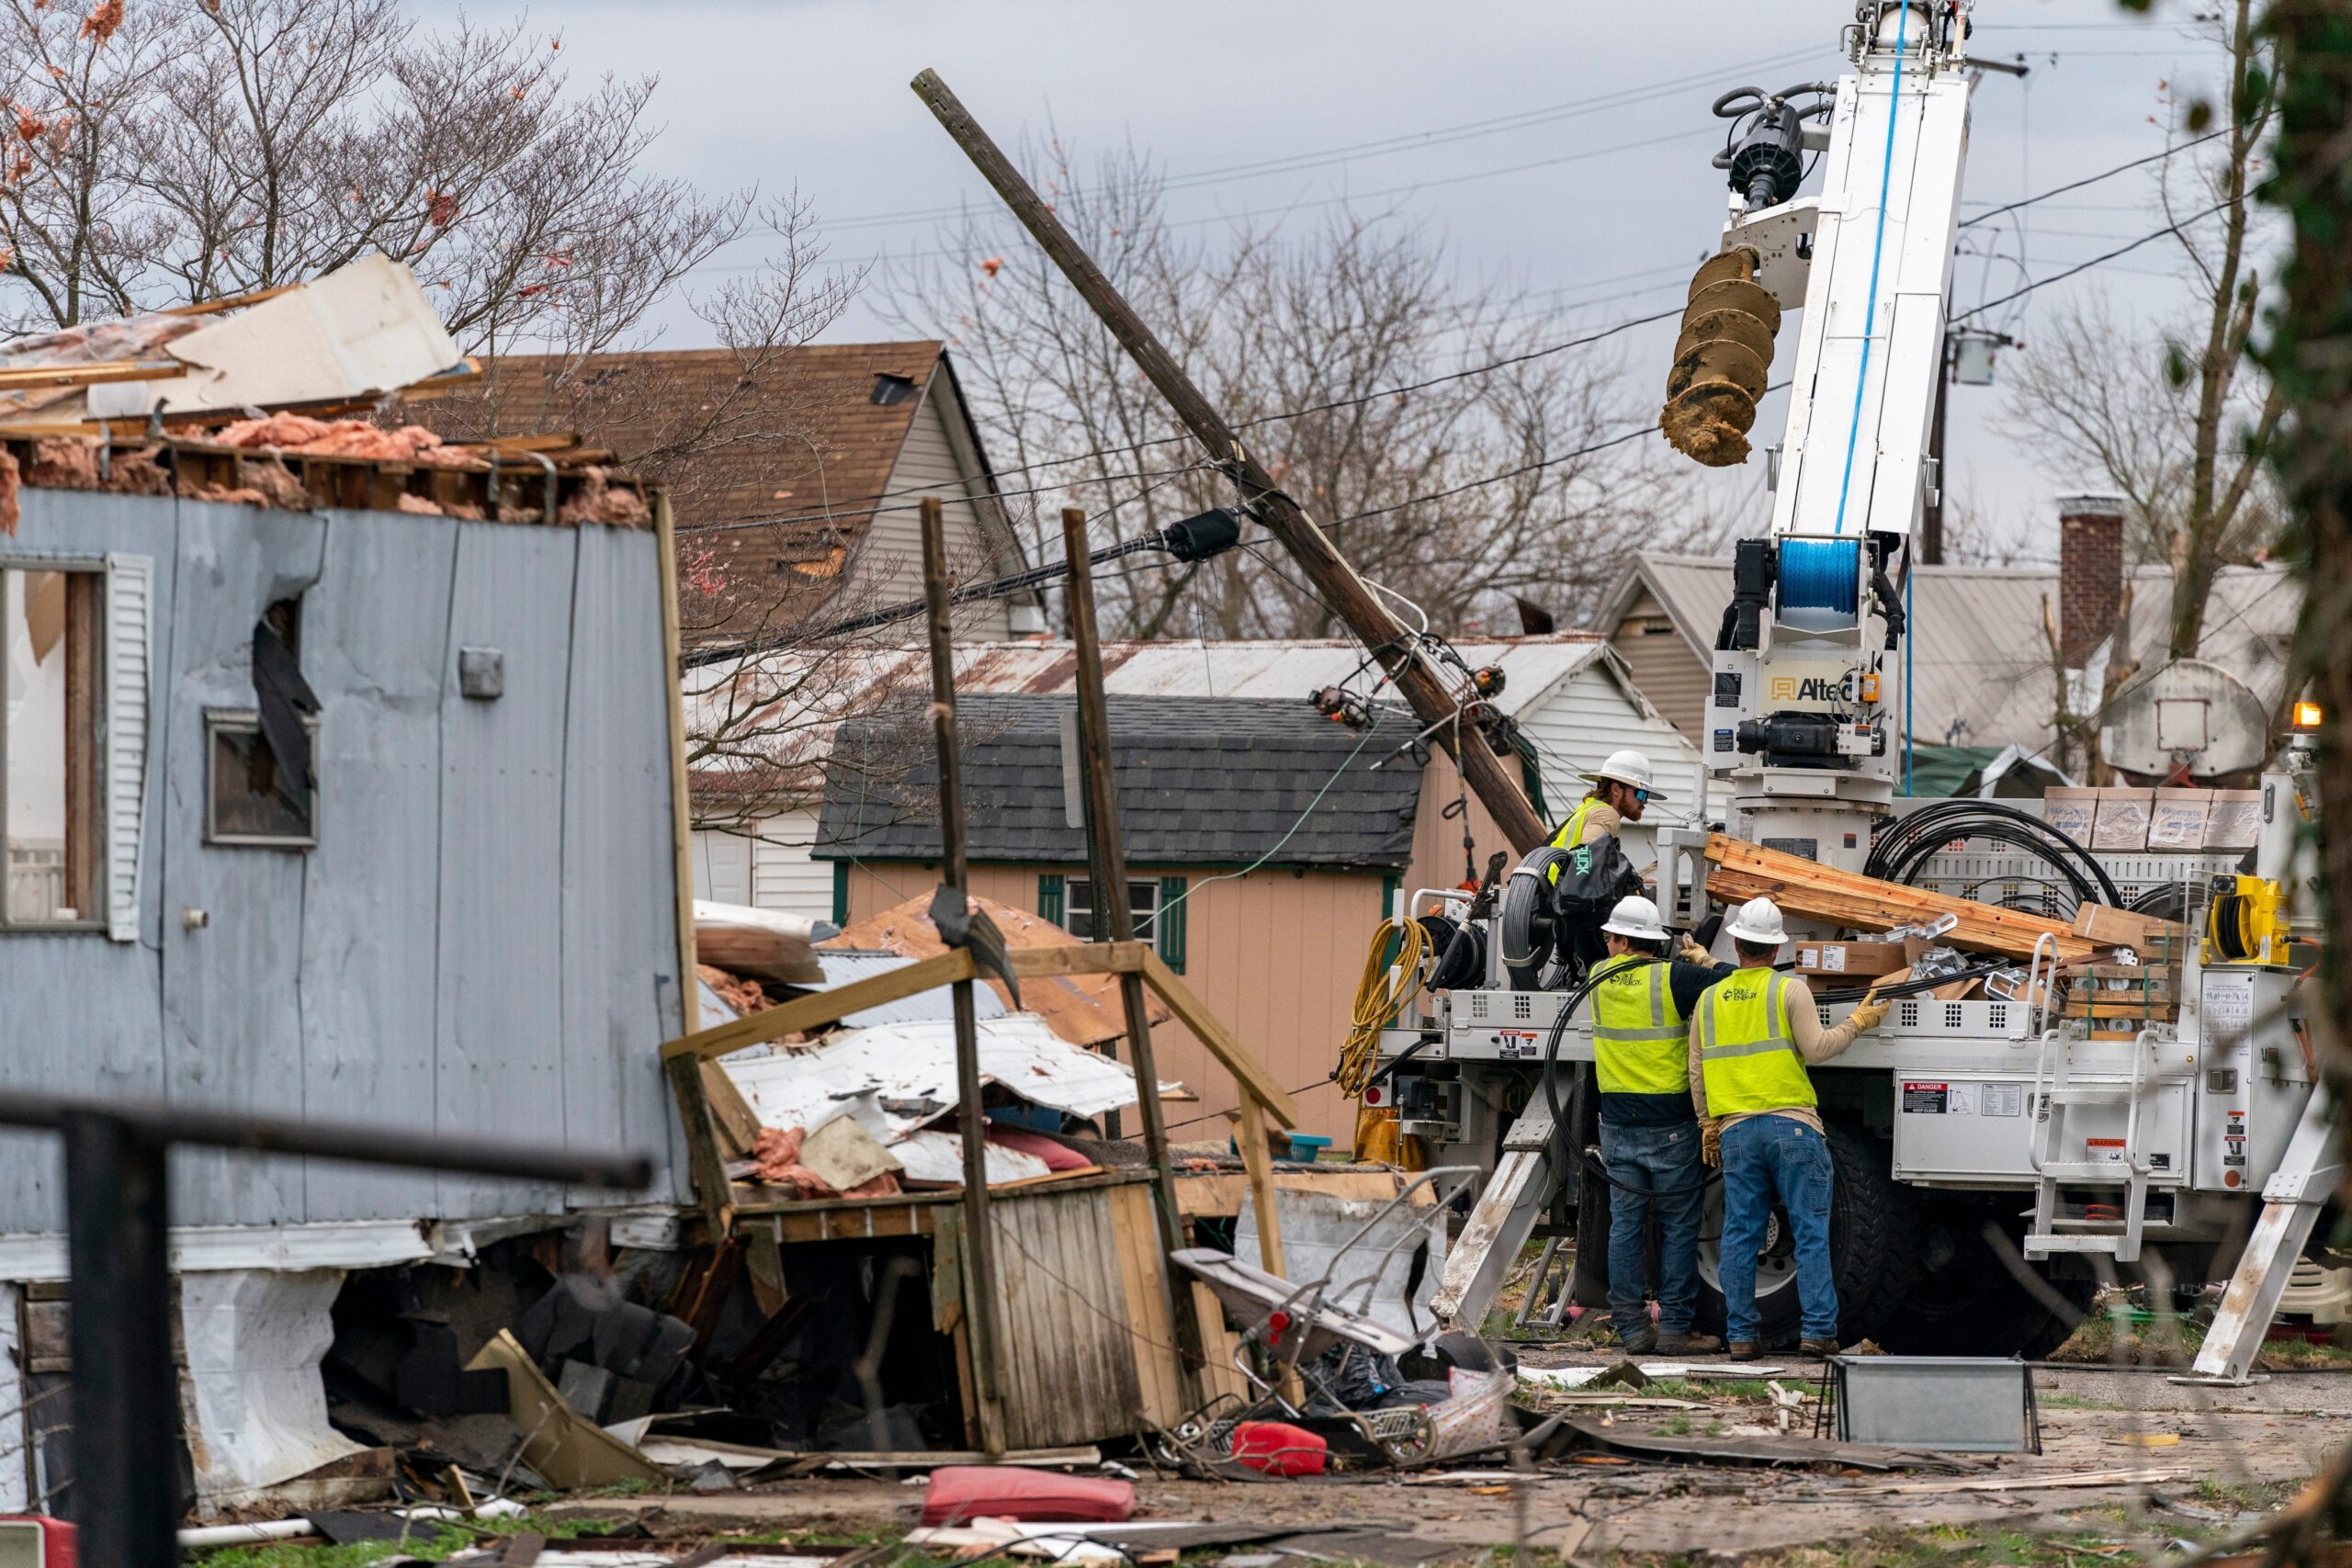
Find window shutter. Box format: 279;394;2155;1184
104;553;153;942
1037;873;1065;926
1156;876;1187;971
831;862;849;926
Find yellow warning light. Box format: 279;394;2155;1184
2294;699;2324;729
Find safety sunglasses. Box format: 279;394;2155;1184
1630;788;1653;804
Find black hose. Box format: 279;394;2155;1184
1538;958;1721;1201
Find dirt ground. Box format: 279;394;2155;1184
542;1351;2351;1563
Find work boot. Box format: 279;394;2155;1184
1727;1341;1760;1361
1799;1337;1840;1358
1655;1330;1724;1354
1613;1325;1658;1354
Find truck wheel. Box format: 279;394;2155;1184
1691;1117;1920;1348
1874;1211;2097;1359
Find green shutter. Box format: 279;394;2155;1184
831;862;849;925
1381;873;1400;922
1038;873;1066;925
1157;875;1188;971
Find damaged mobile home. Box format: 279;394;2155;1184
0;257;691;1512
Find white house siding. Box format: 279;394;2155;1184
1610;584;1711;740
690;807;835;920
863;385;1011;640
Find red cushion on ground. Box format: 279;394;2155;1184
1229;1420;1329;1476
919;1465;1135;1526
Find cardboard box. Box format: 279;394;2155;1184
1792;940;1909;976
2041;786;2099;845
2205;788;2263;852
2091;787;2155;852
2146;788;2211;852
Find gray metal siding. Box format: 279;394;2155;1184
0;491;688;1236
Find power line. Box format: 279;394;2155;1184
1954;197;2233;321
1957;128;2226;231
758;43;1829;241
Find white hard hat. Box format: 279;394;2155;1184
1601;895;1670;942
1586;748;1662;796
1726;897;1788;947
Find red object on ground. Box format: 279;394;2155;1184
919;1465;1135;1526
1229;1420;1329;1476
0;1517;76;1566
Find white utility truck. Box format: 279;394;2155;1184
1372;1;2339;1380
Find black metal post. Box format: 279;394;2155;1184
62;1111;179;1568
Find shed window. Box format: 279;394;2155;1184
3;568;103;926
1062;874;1187;971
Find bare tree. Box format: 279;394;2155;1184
882;135;1705;640
1997;2;2282;659
0;0;743;355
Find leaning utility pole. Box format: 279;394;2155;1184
920;497;1008;1455
910;70;1549;855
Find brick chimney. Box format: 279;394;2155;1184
2057;493;2125;669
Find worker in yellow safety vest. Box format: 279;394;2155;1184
1689;897;1891;1359
1588;894;1733;1353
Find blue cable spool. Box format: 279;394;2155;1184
1777;538;1861;616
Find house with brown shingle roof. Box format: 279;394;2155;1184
409;342;1038;644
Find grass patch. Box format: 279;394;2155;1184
1605;1523;2154;1568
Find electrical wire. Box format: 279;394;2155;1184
1954;197;2233;321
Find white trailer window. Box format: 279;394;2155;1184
3;567;104;928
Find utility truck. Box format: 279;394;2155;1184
1370;1;2338;1379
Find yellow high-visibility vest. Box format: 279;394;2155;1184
1544;796;1603;885
1589;952;1688;1096
1697;967;1815;1116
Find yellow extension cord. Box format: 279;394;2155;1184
1337;916;1430;1168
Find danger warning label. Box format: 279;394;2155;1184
1902;1082;1948;1114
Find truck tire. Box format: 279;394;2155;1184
1691;1117;1920;1348
1875;1209;2097;1359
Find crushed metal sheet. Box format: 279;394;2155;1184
721;1012;1140;1134
800;950;1012;1029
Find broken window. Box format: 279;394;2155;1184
2;568;103;926
206;598;319;847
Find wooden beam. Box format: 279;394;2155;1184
0;359;187;390
1702;834;2101;964
161;283;301;316
698;1061;763;1159
662;947;978;1062
1139;952;1300;1128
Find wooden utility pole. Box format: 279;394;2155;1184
911;69;1548;855
1061;507;1206;1390
920;496;1007;1455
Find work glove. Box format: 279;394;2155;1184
1701;1119;1723;1168
1848;984;1891;1032
1679;937;1713;965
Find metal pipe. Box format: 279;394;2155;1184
0;1089;650;1190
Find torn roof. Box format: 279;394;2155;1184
814;693;1424;871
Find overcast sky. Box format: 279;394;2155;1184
468;0;2256;570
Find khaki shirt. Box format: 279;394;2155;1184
1687;970;1867;1138
1568;799;1622;846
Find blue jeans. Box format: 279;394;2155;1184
1599;1119;1705;1336
1719;1114;1838;1343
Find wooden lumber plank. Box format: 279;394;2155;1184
662;947;978;1061
698;1060;763;1158
1702;834;2099;963
0;359;187;389
1139;951;1300;1127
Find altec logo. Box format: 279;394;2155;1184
1769;675;1848;703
